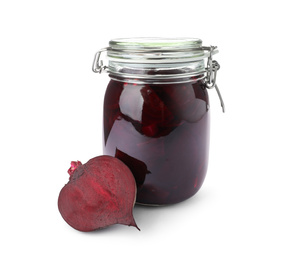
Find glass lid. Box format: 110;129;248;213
107;37;217;63
109;37;203;50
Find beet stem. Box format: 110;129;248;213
67;161;82;176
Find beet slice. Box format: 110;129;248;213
58;156;139;232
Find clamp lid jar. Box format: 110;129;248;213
93;37;224;205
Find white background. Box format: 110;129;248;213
1;0;295;259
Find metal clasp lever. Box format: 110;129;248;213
205;46;225;113
92;48;108;73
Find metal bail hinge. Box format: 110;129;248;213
92;48;108;73
205;46;225;113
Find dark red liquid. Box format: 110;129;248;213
103;78;210;205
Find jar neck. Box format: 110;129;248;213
107;60;206;84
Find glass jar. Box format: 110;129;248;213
93;38;224;205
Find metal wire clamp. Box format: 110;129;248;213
204;46;225;113
92;48;108;73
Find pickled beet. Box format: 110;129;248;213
115;148;151;187
103;78;210;205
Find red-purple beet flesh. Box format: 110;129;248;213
58;156;139;232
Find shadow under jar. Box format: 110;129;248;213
93;38;223;205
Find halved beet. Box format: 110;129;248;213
58;156;139;232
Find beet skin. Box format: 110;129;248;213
58;156;139;231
